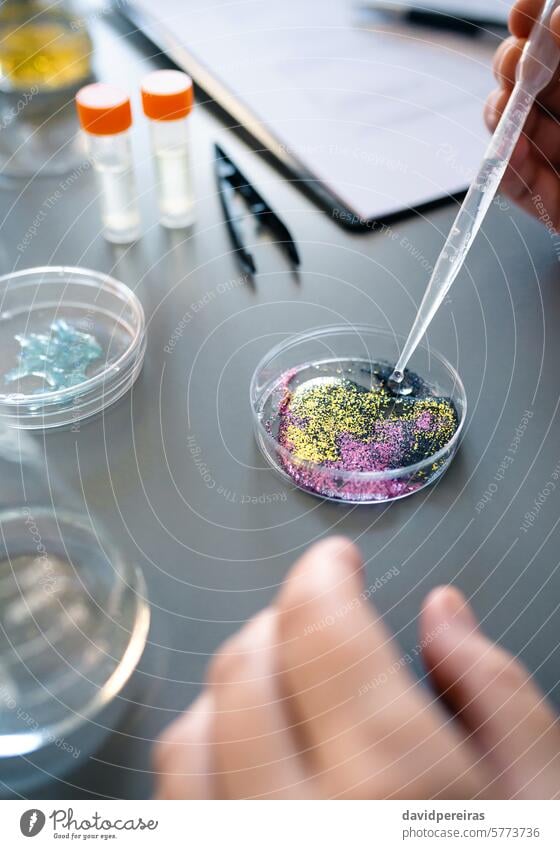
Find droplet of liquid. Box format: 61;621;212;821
387;369;414;397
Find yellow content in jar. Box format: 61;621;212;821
0;16;91;90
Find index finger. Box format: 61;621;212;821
275;538;480;798
509;0;556;38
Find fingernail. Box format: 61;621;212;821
484;90;501;129
186;693;213;727
316;536;363;573
436;586;478;631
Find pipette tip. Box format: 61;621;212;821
387;368;414;396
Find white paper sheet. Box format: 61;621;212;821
126;0;499;222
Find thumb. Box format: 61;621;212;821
421;587;560;799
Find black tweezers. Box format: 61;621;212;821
214;143;300;276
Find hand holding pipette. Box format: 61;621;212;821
390;0;560;390
486;0;560;226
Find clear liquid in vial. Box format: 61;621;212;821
97;163;141;244
155;146;194;229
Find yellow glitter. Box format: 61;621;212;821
279;376;458;468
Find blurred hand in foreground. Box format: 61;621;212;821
154;537;560;799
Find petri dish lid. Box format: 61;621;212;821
0;266;146;430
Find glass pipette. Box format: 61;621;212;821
390;0;560;389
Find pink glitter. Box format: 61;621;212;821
272;366;458;503
416;411;433;431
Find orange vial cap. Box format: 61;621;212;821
141;70;194;121
76;83;132;135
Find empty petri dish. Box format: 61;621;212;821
0;507;150;793
0;266;146;429
251;325;466;504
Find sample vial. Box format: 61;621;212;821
141;70;195;229
75;83;141;244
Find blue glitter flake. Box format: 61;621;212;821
5;319;104;393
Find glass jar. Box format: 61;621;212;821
0;0;93;178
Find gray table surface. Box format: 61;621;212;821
2;11;560;800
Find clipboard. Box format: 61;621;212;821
121;0;497;229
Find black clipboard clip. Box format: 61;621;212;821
214;143;300;277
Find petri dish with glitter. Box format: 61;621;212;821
0;508;149;793
251;326;466;504
0;266;146;429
